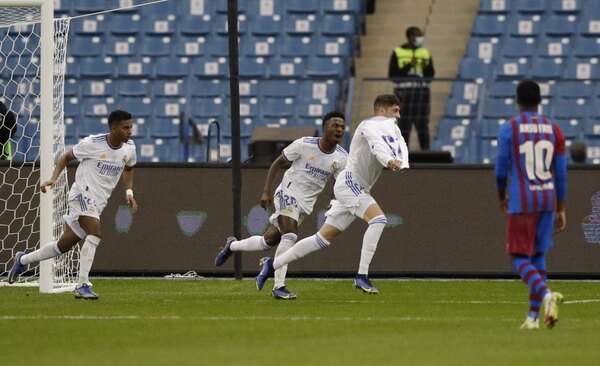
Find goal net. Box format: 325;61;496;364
0;1;76;292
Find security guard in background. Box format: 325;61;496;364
0;101;16;160
388;26;434;150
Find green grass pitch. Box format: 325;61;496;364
1;279;599;365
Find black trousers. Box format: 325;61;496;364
394;87;431;150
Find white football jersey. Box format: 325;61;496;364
343;116;409;190
70;134;137;213
278;137;348;214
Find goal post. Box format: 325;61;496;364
0;0;76;293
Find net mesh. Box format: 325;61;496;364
0;7;75;290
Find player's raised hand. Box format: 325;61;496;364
260;191;272;210
387;159;402;171
554;211;566;234
40;179;57;193
127;195;138;213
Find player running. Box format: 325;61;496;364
215;111;348;300
495;79;566;329
256;94;408;294
8;110;138;300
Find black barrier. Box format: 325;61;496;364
2;163;599;277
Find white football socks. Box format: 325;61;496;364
20;241;61;265
273;233;298;289
273;232;330;270
77;235;101;287
358;215;387;275
230;236;270;252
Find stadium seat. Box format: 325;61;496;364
279;36;313;57
212;15;248;35
268;57;305;77
109;14;141;35
214;0;247;14
190;97;224;120
154;98;183;118
487;80;517;99
244;0;281;16
431;139;470;163
206;36;231;57
581;0;600;17
315;36;352;57
285;15;317;35
572;37;600;58
305;56;347;77
140;1;177;16
529;57;564;79
193;57;229;78
286;0;320;14
239;57;268;77
563;60;600;79
143;16;176;36
501;37;536;59
179;16;212;36
451;81;480;102
480;138;499;164
249;16;282;36
261;98;295;118
106;37;137;57
140;36;172;57
444;98;477;118
299;81;340;103
54;0;71;15
583;138;600;164
507;17;541;37
482;98;517;119
578;16;600;37
458;57;494;81
63;79;79;97
73;18;107;35
151;138;181;162
555;81;593;100
236;97;260;118
478;118;507;139
116;97;153;118
584;119;600;138
117;58;153;78
70;36;104;57
74;0;108;14
236;81;260;97
552;99;589;119
262;80;298;98
320;15;356;36
190;79;226;98
64;97;81;118
148;117;180;138
555;119;583;139
321;0;363;13
79;117;108;136
116;80;150;97
242;36;277;57
478;0;511;14
79;58;114;78
535;37;571;58
494;58;528;79
515;0;547;14
436;118;473;142
471;15;505;36
174;36;205;57
81;80;114;97
154;57;190;78
131;121;148;139
153;80;185;97
296;103;325;118
177;0;212;16
465;37;500;60
549;0;582;14
544;16;576;36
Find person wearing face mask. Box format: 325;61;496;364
388;26;434;150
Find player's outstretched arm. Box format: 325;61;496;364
40;149;75;193
122;166;138;213
260;154;287;210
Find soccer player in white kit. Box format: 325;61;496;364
8;110;138;300
215;112;348;299
256;95;408;294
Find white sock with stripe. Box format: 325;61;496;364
358;215;387;275
273;233;298;289
230;236;270;251
77;235;101;287
20;241;61;265
273;232;329;270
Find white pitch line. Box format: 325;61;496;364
1;315;180;320
563;299;600;304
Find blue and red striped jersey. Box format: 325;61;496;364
495;112;567;214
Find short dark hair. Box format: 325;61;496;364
516;79;542;106
322;111;345;131
570;142;587;164
108;109;132;127
406;26;420;38
374;94;401;111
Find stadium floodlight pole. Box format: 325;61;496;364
227;0;243;280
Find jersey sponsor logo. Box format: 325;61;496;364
529;182;554;191
96;161;124;176
304;163;331;181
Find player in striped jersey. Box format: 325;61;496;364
495;80;567;329
215;112;348;299
256;94;408;294
8;110;138;300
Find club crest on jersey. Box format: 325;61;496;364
122;155;128;164
331;161;338;170
309;156;316;161
100;154;106;159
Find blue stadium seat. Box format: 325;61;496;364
140;36;172;57
174;36;204;57
555;81;593;100
502;37;536;58
74;0;108;14
507;17;541;37
140;1;177;16
152;138;181;162
249;16;282;36
261;98;295;118
479;118;507;139
148;117;180;138
116;80;150;97
117;97;153;118
584;119;600;138
320;15;356;36
549;0;582;14
153;80;185;97
578;16;600;37
79;58;114;78
239;57;268;77
305;56;347;77
478;0;511;13
131;122;148;139
458;57;494;81
143;16;176;36
487;80;516;98
190;80;225;98
494;58;528;79
471;15;506;36
64;79;79;97
64;97;80;118
82;98;115;118
244;0;281;16
81;80;114;97
581;0;600;17
70;36;104;57
242;36;277;57
155;57;190;78
177;0;212;16
73;18;107;35
563;60;600;79
465;37;500;60
572;37;600;58
64;120;78;139
214;0;247;14
535;37;571;58
436;118;473;142
236;97;260;118
117;58;153;78
262;80;298;98
54;0;71;15
482;99;517;119
109;14;141;35
206;36;231;57
431;139;470;163
79;117;108;137
552;99;589;119
212;15;248;35
279;36;313;57
106;37;137;57
321;0;363;14
286;0;320;14
583;138;600;164
451;81;480;102
480;138;499;163
193;57;229;78
179;16;211;36
299;81;340;103
315;36;352;56
154;98;183;118
236;81;260;97
268;57;305;77
444;98;477;118
285;15;317;35
555;119;583;139
296;103;325;118
190;97;225;121
515;0;547;14
529;57;563;79
544;16;576;36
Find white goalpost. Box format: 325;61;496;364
0;0;76;293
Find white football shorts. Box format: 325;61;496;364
63;192;101;239
324;176;377;231
269;188;308;229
